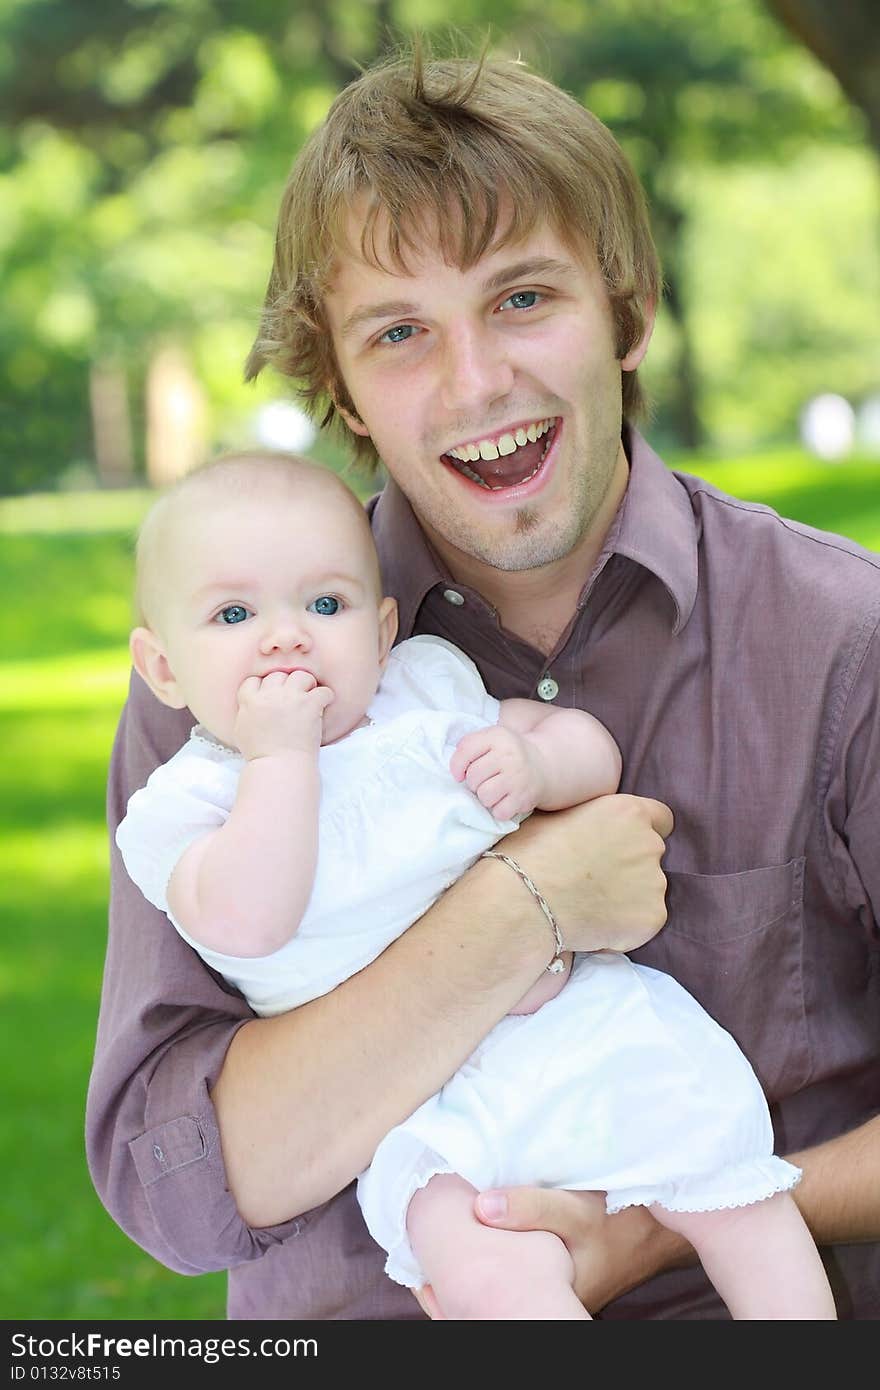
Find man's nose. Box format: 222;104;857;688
437;321;514;414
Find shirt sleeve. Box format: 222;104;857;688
85;671;305;1276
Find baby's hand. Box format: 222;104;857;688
450;725;546;821
233;670;334;760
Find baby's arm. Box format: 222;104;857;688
166;671;333;957
451;700;621;821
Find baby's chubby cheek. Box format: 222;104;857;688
325;695;381;746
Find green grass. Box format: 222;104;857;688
2;449;879;1320
666;449;880;552
1;501;226;1320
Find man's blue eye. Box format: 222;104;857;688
216;605;249;624
380;324;417;344
308;596;341;616
502;290;540;311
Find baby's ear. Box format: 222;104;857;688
129;627;188;709
377;596;399;668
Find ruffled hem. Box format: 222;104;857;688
362;1153;456;1290
365;1154;802;1290
605;1156;801;1216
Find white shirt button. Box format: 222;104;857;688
536;675;559;701
442;588;465;606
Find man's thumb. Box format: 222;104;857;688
475;1190;510;1223
474;1186;552;1231
475;1185;602;1235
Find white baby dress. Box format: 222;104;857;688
117;634;800;1289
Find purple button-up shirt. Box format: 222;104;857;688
87;429;880;1319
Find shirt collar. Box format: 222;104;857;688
614;426;698;634
368;425;698;639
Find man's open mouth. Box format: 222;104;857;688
440;417;559;490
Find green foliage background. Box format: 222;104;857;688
1;0;879;492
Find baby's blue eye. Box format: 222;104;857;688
216;605;250;625
308;595;341;616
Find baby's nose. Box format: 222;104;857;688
261;618;310;652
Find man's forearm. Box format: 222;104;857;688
212;854;552;1226
788;1115;880;1245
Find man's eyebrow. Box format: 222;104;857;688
480;257;574;295
340;300;420;340
339;259;575;340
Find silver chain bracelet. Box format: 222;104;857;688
481;850;567;973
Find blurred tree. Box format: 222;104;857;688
0;0;395;494
0;0;874;491
466;0;858;447
763;1;880;152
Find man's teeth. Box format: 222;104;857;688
448;418;555;465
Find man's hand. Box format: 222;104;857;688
475;1188;692;1311
476;1188;693;1313
413;1188;693;1318
497;794;673;954
450;725;546;821
233;670;334;760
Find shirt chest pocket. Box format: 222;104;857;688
630;858;808;1102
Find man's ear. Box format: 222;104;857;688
377;597;399;669
328;375;371;438
336;401;371;438
129;627;188;710
621;297;656;371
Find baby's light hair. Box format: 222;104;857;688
134;450;380;631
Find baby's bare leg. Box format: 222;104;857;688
407;1173;590;1319
651;1193;836;1319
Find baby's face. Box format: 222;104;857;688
148;486;396;748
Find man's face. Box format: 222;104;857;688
325;213;652;580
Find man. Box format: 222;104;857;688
87;48;880;1319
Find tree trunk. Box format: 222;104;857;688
662;263;704;452
764;0;880;152
145;344;207;488
89;360;135;487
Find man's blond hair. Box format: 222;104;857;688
246;44;661;470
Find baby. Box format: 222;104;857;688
117;451;835;1320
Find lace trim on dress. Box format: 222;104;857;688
188;716;377;761
376;1155;457;1289
375;1152;802;1288
605;1155;802;1216
188;725;242;760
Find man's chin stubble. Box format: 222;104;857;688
466;511;583;572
